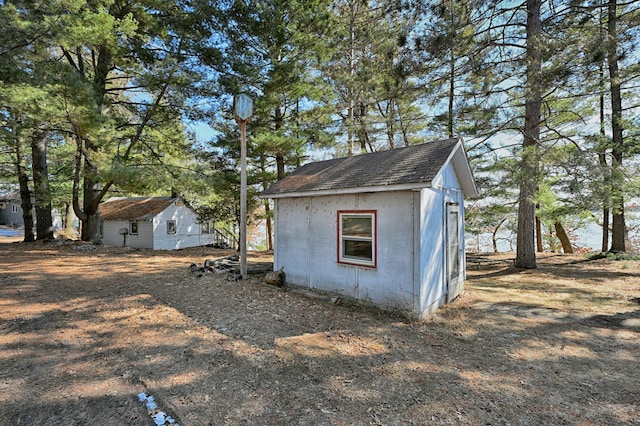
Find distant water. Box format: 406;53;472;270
0;228;23;237
468;220;639;253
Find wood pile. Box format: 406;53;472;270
187;254;275;281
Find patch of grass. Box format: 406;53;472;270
584;251;640;261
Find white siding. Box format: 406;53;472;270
418;161;465;315
152;202;212;250
270;150;471;318
102;220;153;248
417;188;445;314
0;202;24;227
275;191;416;312
102;220;129;247
101;200;214;250
130;221;154;248
274;198;311;286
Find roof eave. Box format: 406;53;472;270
447;140;479;198
260;182;432;199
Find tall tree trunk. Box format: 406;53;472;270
356;111;370;153
64;202;77;236
447;50;455;139
515;0;541;269
535;213;543;252
598;2;610;253
72;134;100;243
607;0;626;252
9;120;35;241
259;155;274;251
274;104;286;179
554;221;574;254
81;153;101;242
31;129;54;240
71;45;111;243
264;201;273;251
346;0;356;156
17;166;35;243
599;89;610;252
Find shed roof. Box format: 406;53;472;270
262;137;477;198
100;197;176;221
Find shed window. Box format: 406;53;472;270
12;204;18;213
338;210;376;267
130;221;138;235
167;220;176;234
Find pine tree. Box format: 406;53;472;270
559;0;640;252
321;0;424;154
37;0;226;241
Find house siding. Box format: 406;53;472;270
274;191;416;312
0;202;24;227
102;220;154;248
131;221;154;248
102;220;128;247
152;201;213;250
418;162;465;316
100;198;214;250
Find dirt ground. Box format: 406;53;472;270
1;237;639;425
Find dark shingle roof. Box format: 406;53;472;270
99;197;175;221
262;138;462;197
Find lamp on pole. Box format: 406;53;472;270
234;94;253;280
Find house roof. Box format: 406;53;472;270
0;193;19;203
261;138;478;198
99;197;176;221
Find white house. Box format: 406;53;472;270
99;196;215;250
0;195;24;227
261;138;478;318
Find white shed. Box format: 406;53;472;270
261;138;478;318
99;196;215;250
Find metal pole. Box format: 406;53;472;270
240;120;247;279
234;93;252;280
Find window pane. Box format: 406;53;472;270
343;240;372;260
342;217;372;237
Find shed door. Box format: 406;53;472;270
446;203;462;302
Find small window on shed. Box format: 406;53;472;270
130;221;138;235
167;220;177;234
12;204;18;213
338;210;376;268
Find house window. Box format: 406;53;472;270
201;221;210;234
130;221;138;235
167;220;176;234
12;204;18;213
338;210;376;267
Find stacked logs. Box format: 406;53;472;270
187;255;284;286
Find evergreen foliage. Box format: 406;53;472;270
0;0;638;254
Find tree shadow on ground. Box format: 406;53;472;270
1;245;639;425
